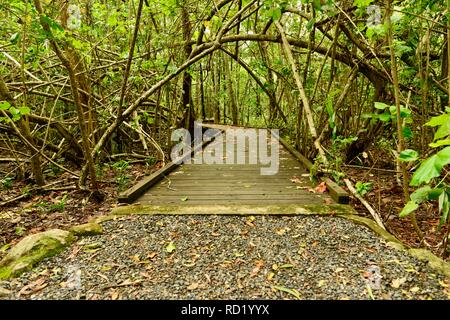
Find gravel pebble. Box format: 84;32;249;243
1;215;448;300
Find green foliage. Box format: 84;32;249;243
48;194;68;213
1;178;13;190
355;181;372;196
401;112;450;230
111;160;130;191
399;149;419;162
15;227;26;236
0;101;31;122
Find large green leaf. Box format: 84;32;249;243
410;147;450;186
425;114;450;127
429;139;450;148
434;120;450;141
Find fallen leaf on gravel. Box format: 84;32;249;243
410;287;420;293
318;280;327;287
211;232;220;236
97;273;109;282
111;290;119;300
279;264;294;269
66;245;81;261
366;284;375;300
272;286;301;299
335;268;345;273
250;260;264;277
187;282;199;290
165;242;176;253
267;272;275;281
315;182;327;193
148;252;157;259
391;277;407;289
272;264;279;271
19;278;47;296
100;265;112;272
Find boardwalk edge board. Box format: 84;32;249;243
272;131;350;205
106;204;450;278
117;129;223;204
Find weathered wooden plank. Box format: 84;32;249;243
323;177;350;204
137;199;326;205
145;190;314;196
118;129;223;203
118;162;178;204
139;194;324;201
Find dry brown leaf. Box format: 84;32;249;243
187;282;199;290
250;260;265;277
18;278;47;296
66;245;81;261
391;277;407;289
315;182;327;193
290;176;302;184
111;290;119;300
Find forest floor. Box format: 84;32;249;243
0;160;162;256
344;168;449;261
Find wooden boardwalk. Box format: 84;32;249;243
135;128;334;206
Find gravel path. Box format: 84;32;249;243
1;215;449;300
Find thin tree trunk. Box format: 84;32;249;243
386;0;423;240
275;20;327;165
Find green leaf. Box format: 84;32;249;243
165;242;176;253
428;188;444;200
434;120;450;141
279;264;294;269
19;106;30;115
438;192;449;228
429;139;450;148
374;102;389;110
425;114;450;127
10;33;20;44
410;147;450;186
403;126;413;139
410;186;432;203
439;193;450;228
399;201;419;218
0;101;10;111
272;286;301;299
399;149;418;162
379;113;391;122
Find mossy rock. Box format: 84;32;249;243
408;248;450;278
70;223;103;237
0;229;74;280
